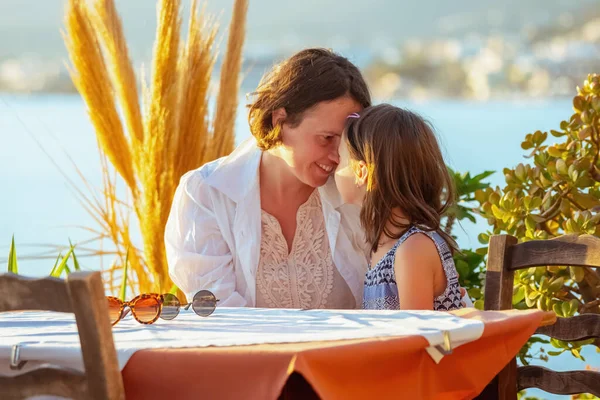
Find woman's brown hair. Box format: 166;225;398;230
344;104;458;254
247;48;371;150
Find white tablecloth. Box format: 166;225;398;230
0;307;484;375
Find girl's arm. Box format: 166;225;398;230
394;233;442;310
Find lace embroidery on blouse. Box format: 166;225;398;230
256;190;354;309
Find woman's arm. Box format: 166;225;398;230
165;171;247;306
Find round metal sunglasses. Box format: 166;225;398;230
160;290;219;320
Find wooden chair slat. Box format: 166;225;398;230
482;234;600;400
510;234;600;271
484;235;518;311
0;366;87;400
536;314;600;341
68;271;124;399
0;274;72;313
517;366;600;396
0;271;124;400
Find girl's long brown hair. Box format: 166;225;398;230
344;104;458;254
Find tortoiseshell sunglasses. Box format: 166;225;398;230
107;293;163;326
160;290;219;320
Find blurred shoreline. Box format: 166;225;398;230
1;0;598;100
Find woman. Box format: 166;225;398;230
165;48;371;308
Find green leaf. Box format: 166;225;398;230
581;111;592;124
565;219;577;234
560;120;569;130
550;338;569;349
578;126;592;140
120;247;130;302
515;163;527;181
569;299;580;316
474;299;484;310
49;246;74;278
545;296;554;311
455;260;470;280
593;97;600;112
491;204;505;219
7;235;18;274
560;301;570;318
573;95;586;113
548;277;565;293
475;247;488;256
528;336;549;344
576;338;595;347
537;269;547;285
69;240;81;271
525;216;536;232
477;233;490;244
471;171;495;182
71;249;81;271
528;291;541;300
548;146;563;158
536;296;545;310
570;168;579;183
521;140;533;150
570;349;584;360
530;197;543;210
556;158;568;175
451;205;477;223
513;285;526;305
525;294;536;307
468;288;482;299
50;253;62;276
570;267;585;283
547;350;564;356
553;303;564;317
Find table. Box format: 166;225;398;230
0;307;548;399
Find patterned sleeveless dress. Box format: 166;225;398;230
362;226;463;311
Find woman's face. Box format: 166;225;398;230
277;96;362;188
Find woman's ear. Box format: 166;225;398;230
354;160;369;187
271;107;287;128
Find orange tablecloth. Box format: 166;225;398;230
122;308;545;400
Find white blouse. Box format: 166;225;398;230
256;190;356;309
166;138;371;307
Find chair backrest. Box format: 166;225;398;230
0;271;125;400
484;234;600;399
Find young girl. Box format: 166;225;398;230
334;104;464;311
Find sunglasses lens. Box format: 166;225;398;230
133;297;161;323
107;297;122;325
160;293;181;320
192;290;217;317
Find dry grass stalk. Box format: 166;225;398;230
92;0;144;147
63;0;247;294
63;0;137;192
209;0;248;159
174;0;217;182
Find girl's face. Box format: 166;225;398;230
334;131;368;206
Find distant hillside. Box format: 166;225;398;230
1;0;596;61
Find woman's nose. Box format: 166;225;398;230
328;147;340;165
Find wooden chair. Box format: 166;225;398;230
0;271;125;400
483;234;600;399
